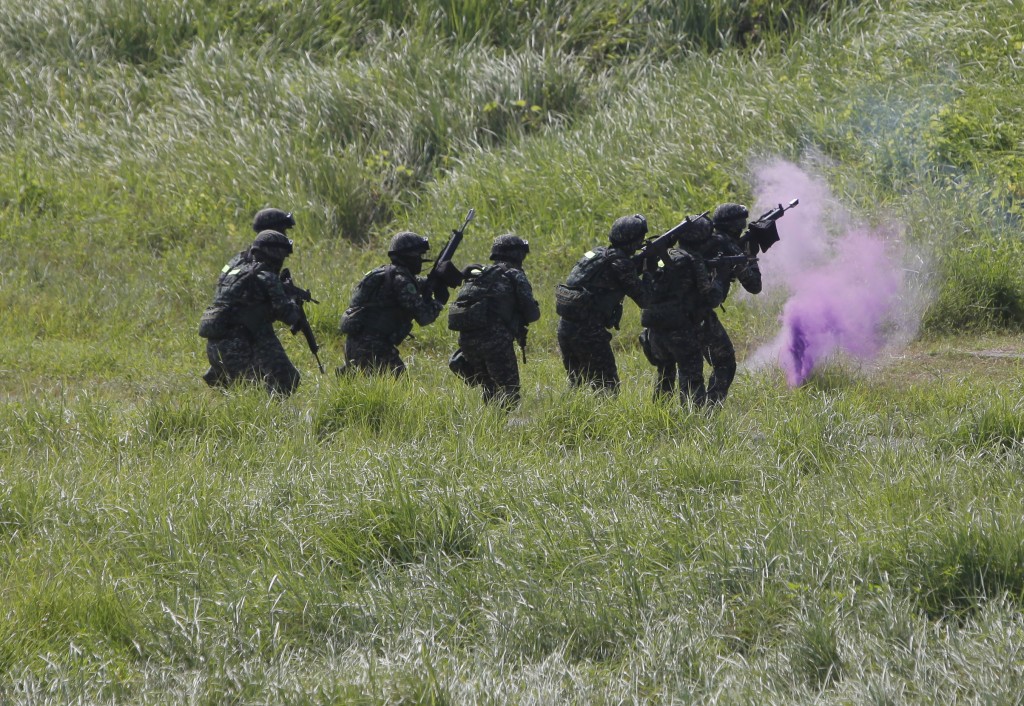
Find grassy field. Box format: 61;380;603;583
2;0;1024;702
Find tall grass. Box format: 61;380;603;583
3;357;1024;701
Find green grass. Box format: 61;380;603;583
2;0;1024;701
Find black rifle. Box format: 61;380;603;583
422;208;475;303
280;268;325;374
739;198;799;255
705;254;751;275
516;326;528;364
632;210;711;270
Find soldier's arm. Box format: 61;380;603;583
610;254;651;308
511;269;541;325
394;270;442;325
693;257;727;310
256;270;302;327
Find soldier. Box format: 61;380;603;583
699;202;762;404
338;231;444;375
252;207;297;235
199;230;302;395
555;214;651;392
447;234;540;408
220;208;298;273
639;215;727;407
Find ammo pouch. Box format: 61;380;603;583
447;297;490;332
341;305;411;344
554;284;590;322
339;306;364;335
638;329;661;366
448;348;483;386
198;306;231;339
640;301;688;330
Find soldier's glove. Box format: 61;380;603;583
434;286;451;305
436;260;464;288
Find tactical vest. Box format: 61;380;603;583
339;265;413;342
198;259;269;338
448;264;515;332
640;249;697;330
555;247;624;327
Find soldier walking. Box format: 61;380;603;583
699;203;762;404
338;231;445;375
639;215;727;407
555;215;651;392
199;229;302;395
447;234;540;408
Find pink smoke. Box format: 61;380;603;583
746;159;924;386
776;231;903;385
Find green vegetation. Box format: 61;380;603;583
2;0;1023;702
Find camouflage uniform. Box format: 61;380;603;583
448;237;540;408
199;235;302;395
556;245;650;391
339;264;443;375
640;245;726;407
698;204;762;403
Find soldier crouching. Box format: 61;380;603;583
338;231;444;376
199;229;302;395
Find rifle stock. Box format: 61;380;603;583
705;254;750;274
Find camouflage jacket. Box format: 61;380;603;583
340;264;442;343
640;247;726;330
556;246;650;328
199;256;300;339
708;228;762;296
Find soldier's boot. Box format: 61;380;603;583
202;366;226;387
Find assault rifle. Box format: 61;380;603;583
632;211;711;271
705;254;751;276
516;325;528;364
280;269;325;374
739;198;799;255
422;208;475;304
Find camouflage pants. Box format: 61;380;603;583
457;327;520;408
342;333;405;376
204;333;300;396
646;326;707;407
557;318;618;392
699;311;736;404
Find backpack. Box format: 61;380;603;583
198;259;263;338
339;265;398;336
555;248;622;326
448;264;514;332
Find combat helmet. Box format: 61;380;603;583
712;203;749;235
252;208;296;233
388;231;430;255
609;214;648;247
676;213;714;249
249;228;294;266
490;233;530;262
